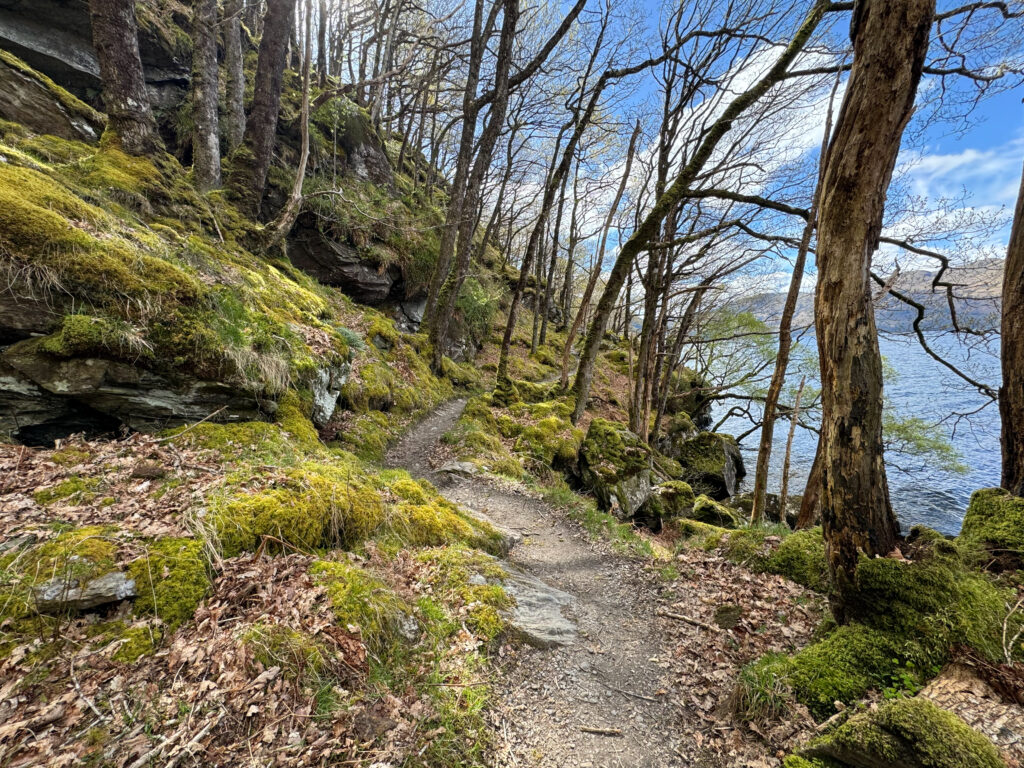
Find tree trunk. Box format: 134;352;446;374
192;0;221;190
223;0;246;151
814;0;933;622
1001;163;1024;497
317;0;327;86
429;0;519;371
778;376;806;519
231;0;296;216
796;439;823;529
570;1;830;424
87;0;162;155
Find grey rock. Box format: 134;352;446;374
578;419;655;521
462;506;523;556
676;432;747;500
437;461;480;478
34;571;136;614
288;223;398;304
0;285;64;343
306;360;350;427
499;564;576;648
0;1;189;110
2;339;267;437
395;298;427;332
0;49;104;142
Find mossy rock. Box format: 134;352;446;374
764;527;829;592
311;560;411;653
800;697;1004;768
690;494;739;528
655;481;696;518
675;432;745;500
578;419;654;520
960;488;1024;572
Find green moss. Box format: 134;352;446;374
580;418;650;485
655;481;695;518
418;547;511;643
311;560;409;653
802;697;1004;768
765;527;829;592
38;314;152;360
112;625;163;663
50;446;92;467
691;494;739;528
20;526;116;583
440;355;482;388
243;623;331;679
128;538;209;630
960;488;1024;571
735;536;1017;722
33;475;100;506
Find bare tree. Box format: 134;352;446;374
192;0;221;190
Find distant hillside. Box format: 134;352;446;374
743;258;1003;333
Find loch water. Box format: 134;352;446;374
718;332;1001;536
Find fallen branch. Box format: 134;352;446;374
580;726;623;736
657;609;720;632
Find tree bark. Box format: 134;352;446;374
192;0;221;190
1001;164;1024;497
778;376;805;518
223;0;247;151
231;0;297;216
814;0;934;622
87;0;162;155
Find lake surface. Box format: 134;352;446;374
716;332;1002;536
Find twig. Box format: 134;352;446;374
164;711;224;768
657;609;719;632
155;406;228;443
580;726;623;736
70;655;107;721
595;678;661;703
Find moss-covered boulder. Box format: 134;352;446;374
799;697;1005;768
690;494;740;528
655;412;697;461
960;488;1024;572
676;432;746;500
578;418;654;521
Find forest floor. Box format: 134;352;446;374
385;399;826;768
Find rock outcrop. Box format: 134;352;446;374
0;49;105;142
34;571;136;614
675;431;746;500
578;418;654;520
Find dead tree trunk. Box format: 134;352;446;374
87;0;162;155
192;0;221;190
814;0;934;622
1001;163;1024;497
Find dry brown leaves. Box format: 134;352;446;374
660;546;824;766
0;434;224;540
0;554;380;767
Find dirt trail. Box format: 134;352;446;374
386;400;691;768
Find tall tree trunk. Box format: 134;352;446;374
317;0;327;86
231;0;296;216
796;439;823;529
814;0;933;623
223;0;247;150
429;0;519;371
1001;163;1024;497
87;0;162;155
570;1;830;424
192;0;221;190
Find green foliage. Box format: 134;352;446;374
884;412;967;475
417;546;512;643
455;277;502;341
